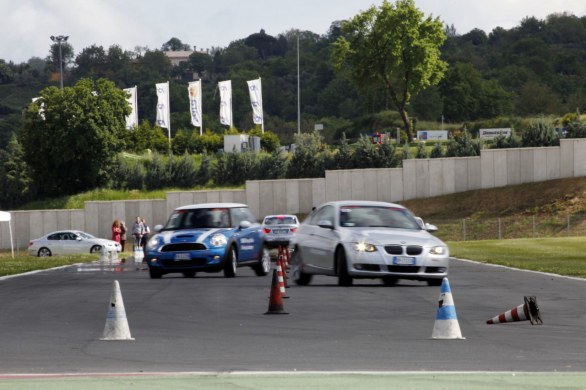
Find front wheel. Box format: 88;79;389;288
291;249;312;286
337;249;353;286
149;268;162;279
38;247;52;257
223;246;237;278
253;246;271;276
182;271;196;278
90;245;101;254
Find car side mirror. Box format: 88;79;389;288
154;224;163;233
317;220;334;230
239;220;252;229
425;223;438;232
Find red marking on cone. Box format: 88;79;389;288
265;269;288;315
487;296;542;325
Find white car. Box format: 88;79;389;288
261;214;300;248
28;230;122;257
289;200;449;286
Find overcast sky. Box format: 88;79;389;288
2;0;586;64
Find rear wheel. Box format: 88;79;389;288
337;249;353;286
253;246;271;276
38;247;52;257
223;246;237;278
291;249;312;286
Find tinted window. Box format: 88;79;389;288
309;205;335;226
163;208;232;230
263;216;297;225
231;207;256;226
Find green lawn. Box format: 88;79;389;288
447;236;586;278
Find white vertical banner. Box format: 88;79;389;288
155;81;171;142
247;78;264;132
188;80;203;135
123;86;138;129
218;80;232;127
32;97;45;120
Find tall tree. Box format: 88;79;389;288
0;133;31;208
21;78;130;197
331;0;447;141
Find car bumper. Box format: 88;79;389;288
145;248;226;273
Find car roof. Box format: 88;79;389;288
174;203;248;211
263;214;297;219
320;200;406;209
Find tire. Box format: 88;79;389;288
90;245;101;254
336;249;353;286
149;268;162;279
182;271;196;278
427;278;442;286
38;247;52;257
382;276;398;286
223;246;237;278
253;246;271;276
291;249;312;286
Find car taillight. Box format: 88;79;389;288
290;228;298;233
263;228;271;234
28;241;32;247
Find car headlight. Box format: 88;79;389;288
210;233;227;247
353;242;377;252
430;246;446;255
146;237;160;250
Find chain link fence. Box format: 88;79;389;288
430;213;586;242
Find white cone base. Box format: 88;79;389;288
431;319;465;340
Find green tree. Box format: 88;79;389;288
0;134;31;208
332;0;447;141
21;78;130;197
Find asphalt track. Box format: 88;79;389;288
0;256;585;389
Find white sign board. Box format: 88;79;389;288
417;130;448;141
480;128;511;140
0;211;10;221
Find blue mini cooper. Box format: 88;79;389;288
145;203;271;279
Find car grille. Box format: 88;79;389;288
387;265;421;273
160;243;206;252
384;245;423;255
160;258;208;268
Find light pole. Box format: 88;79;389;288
50;35;68;90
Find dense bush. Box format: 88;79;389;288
521;119;560;147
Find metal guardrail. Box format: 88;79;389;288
431;213;586;241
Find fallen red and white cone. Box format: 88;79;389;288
487;296;542;325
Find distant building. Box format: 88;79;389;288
164;47;210;66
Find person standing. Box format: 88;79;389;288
141;218;150;251
132;217;143;250
120;221;127;252
112;220;122;244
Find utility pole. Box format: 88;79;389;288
50;35;69;90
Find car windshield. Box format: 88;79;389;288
163;208;232;230
263;216;297;225
77;232;95;239
339;206;421;230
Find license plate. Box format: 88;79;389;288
393;256;415;265
174;253;191;261
272;229;288;235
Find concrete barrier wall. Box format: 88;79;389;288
4;139;586;250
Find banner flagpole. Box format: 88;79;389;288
167;81;171;144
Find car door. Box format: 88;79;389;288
59;232;76;255
299;205;338;272
230;207;262;262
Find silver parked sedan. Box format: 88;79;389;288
289;201;449;286
261;214;300;248
28;230;122;257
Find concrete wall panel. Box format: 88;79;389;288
560;140;574;178
351;170;366;199
480;151;495;189
375;169;391;202
272;181;287;215
454;158;469;192
506;149;521;185
546;147;561;180
571;139;586;177
493;150;508;188
402;160;417;200
415;160;430;199
389;169;404;202
441;159;456;195
520;149;535;183
311;178;326;210
325;171;340;202
245;181;261;218
285;180;300;214
429;159;443;197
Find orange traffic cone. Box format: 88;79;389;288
487;296;542;325
265;269;289;315
276;257;289;298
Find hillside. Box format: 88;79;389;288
401;177;586;220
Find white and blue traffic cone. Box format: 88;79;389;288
431;277;465;339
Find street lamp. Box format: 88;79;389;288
50;35;68;90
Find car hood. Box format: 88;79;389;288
91;238;120;246
343;228;446;247
156;228;233;244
